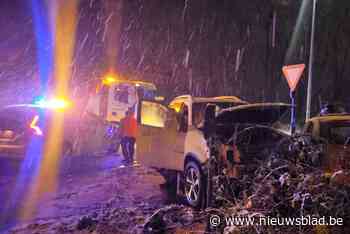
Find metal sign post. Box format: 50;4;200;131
290;91;296;135
282;64;306;135
306;0;317;121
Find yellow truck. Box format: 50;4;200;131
73;76;161;155
85;77;159;122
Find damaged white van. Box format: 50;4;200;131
137;95;290;208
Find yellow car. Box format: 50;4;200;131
303;114;350;182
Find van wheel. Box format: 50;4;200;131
184;161;204;208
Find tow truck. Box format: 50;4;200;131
73;75;163;155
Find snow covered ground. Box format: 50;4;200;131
0;153;194;234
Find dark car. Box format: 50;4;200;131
0;101;75;155
210;103;291;172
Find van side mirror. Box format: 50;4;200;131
203;104;216;138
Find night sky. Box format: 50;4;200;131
0;0;350;116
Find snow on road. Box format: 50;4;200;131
1;154;207;234
1;154;166;234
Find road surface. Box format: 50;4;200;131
0;152;170;233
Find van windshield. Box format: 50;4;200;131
192;102;237;128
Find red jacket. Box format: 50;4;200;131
120;115;138;138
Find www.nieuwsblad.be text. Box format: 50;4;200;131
209;215;343;227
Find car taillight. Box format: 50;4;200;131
30;115;43;136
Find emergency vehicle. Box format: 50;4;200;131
74;76;162;155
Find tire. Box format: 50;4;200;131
184;160;205;208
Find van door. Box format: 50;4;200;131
168;104;188;171
157;108;185;171
136;100;169;168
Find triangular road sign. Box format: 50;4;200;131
282;64;306;92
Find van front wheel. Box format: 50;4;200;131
184;161;204;208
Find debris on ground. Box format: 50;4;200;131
131;135;349;234
206;134;350;233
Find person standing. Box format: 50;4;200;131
120;108;138;164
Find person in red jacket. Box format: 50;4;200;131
120;108;138;164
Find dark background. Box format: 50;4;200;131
1;0;350;120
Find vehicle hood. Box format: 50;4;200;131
216;103;290;125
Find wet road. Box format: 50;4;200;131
0;152;123;232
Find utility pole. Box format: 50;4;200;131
306;0;317;121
